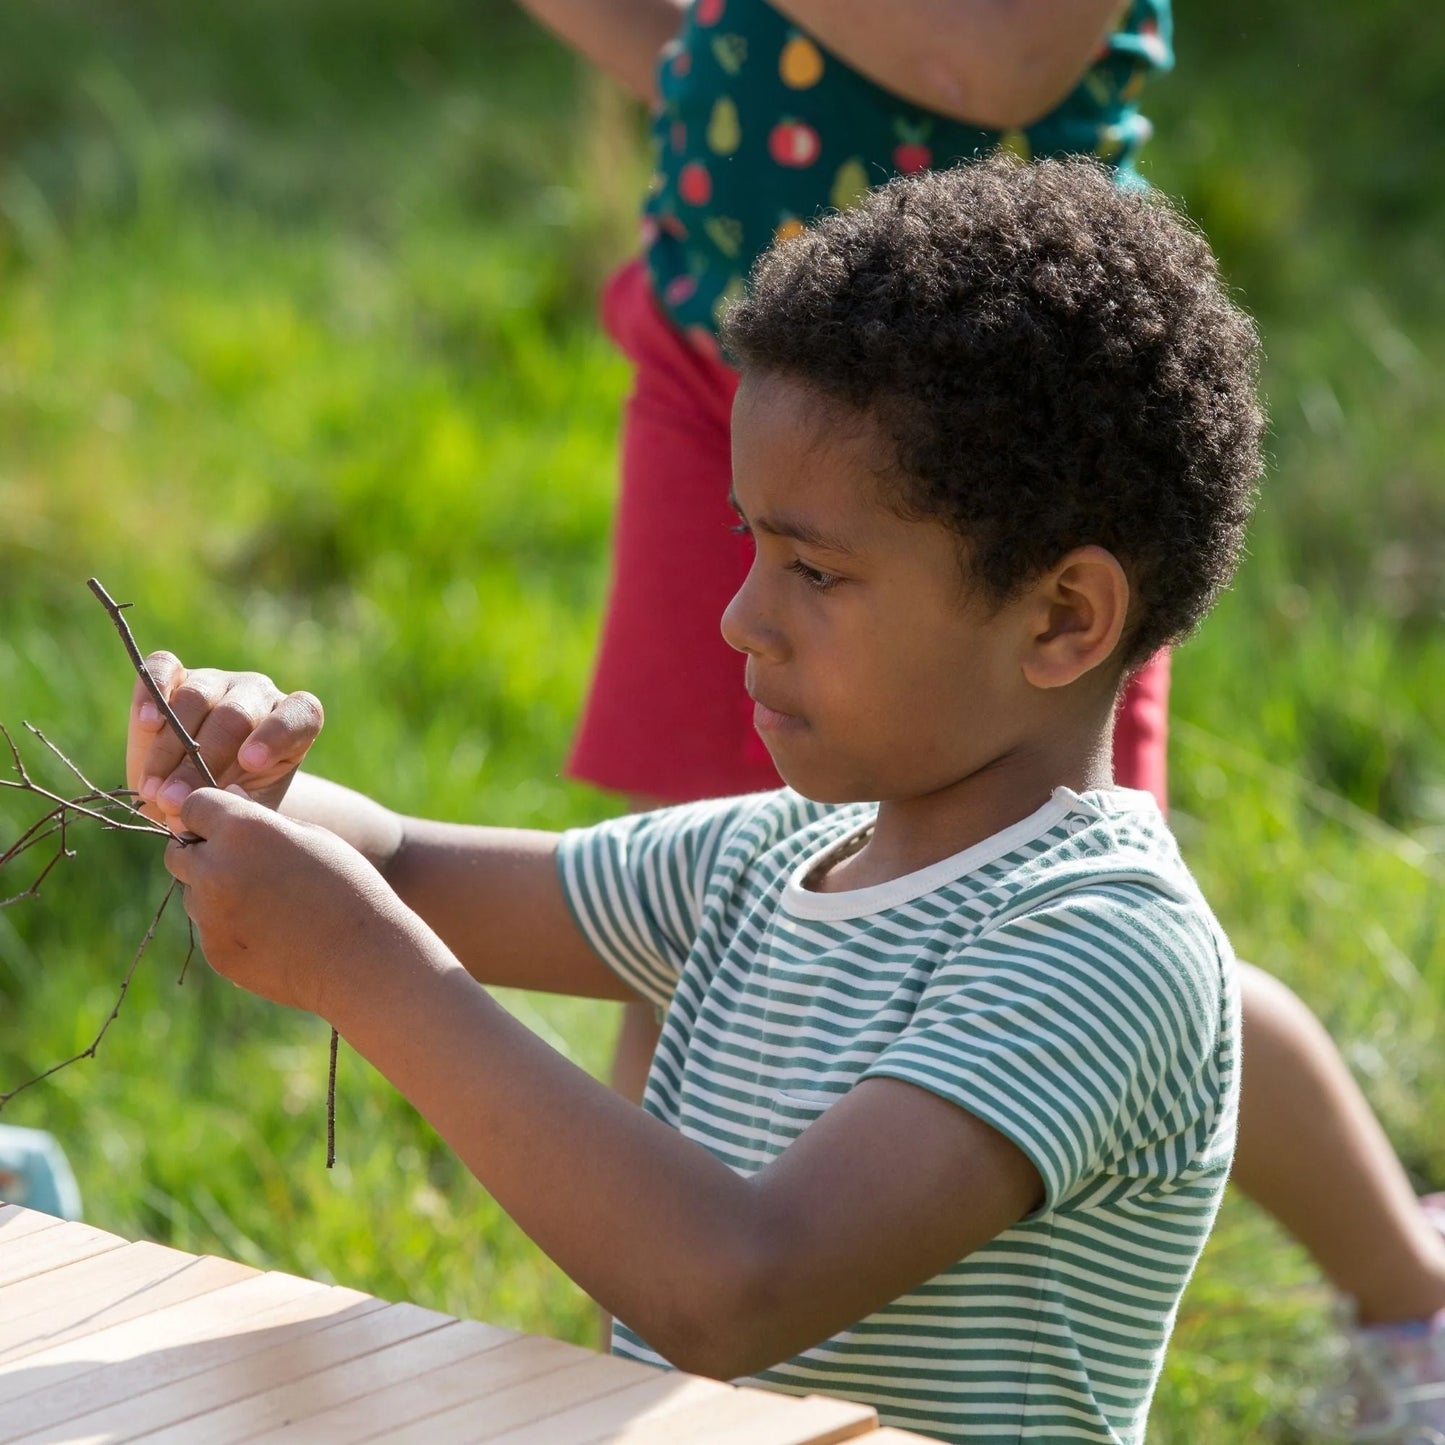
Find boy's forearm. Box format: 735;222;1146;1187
324;938;767;1376
770;0;1124;128
515;0;686;103
282;772;404;872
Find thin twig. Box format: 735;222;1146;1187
0;799;165;874
327;1029;339;1169
0;725;172;907
25;724;163;827
0;816;72;908
177;919;196;987
88;578;218;789
0;881;179;1107
0;723;171;841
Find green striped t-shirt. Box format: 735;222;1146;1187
557;786;1238;1444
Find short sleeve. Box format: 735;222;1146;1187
556;795;771;1009
862;886;1228;1212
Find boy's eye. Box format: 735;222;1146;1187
788;558;841;591
729;521;751;537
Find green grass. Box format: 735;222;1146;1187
0;3;1442;1439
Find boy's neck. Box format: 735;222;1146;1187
812;733;1115;894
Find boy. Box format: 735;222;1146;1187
131;157;1262;1443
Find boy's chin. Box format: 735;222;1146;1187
772;761;878;807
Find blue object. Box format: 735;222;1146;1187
0;1124;83;1219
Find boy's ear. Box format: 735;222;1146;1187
1020;546;1130;690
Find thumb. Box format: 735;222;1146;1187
176;783;262;840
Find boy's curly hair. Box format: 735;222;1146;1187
721;156;1264;667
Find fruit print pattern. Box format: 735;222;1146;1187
645;0;1172;342
779;32;824;89
768;118;822;167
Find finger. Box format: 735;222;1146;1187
176;783;257;841
137;668;231;810
164;832;199;887
233;690;324;781
132;651;185;730
147;668;284;811
182;674;293;795
127;652;187;810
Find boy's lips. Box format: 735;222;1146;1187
748;689;804;732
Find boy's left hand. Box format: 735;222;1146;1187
165;786;413;1019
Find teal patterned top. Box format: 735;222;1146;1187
642;0;1173;348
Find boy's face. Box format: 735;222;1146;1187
723;374;1044;806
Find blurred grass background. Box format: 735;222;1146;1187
0;2;1440;1438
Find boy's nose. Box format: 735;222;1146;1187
720;567;783;660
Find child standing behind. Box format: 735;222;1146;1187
131;158;1262;1443
539;0;1176;805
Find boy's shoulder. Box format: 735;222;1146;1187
981;787;1209;912
588;785;1230;989
706;785;1208;914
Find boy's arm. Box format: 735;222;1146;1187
515;0;686;103
167;787;1043;1382
771;1;1131;129
295;775;639;1000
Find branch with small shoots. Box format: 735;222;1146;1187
0;580;341;1166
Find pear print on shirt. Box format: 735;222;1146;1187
708;96;742;154
779;32;824;88
830;157;870;209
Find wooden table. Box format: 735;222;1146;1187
0;1204;933;1444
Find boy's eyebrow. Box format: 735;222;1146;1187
727;489;861;557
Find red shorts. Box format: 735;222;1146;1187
568;260;1171;809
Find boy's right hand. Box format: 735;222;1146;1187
126;652;324;831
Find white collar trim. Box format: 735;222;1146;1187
781;787;1136;921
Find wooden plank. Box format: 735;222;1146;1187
0;1241;255;1362
365;1352;717;1444
578;1388;880;1445
248;1331;585;1443
139;1313;513;1445
579;1388;785;1445
0;1218;124;1288
0;1203;64;1241
31;1306;494;1445
485;1371;730;1445
857;1430;947;1442
0;1275;377;1434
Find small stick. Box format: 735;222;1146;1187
0;812;72;908
88;578;217;790
326;1029;339;1169
24;724;163;825
177;919;197;986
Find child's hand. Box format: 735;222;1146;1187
165;786;409;1018
127;652;323;830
